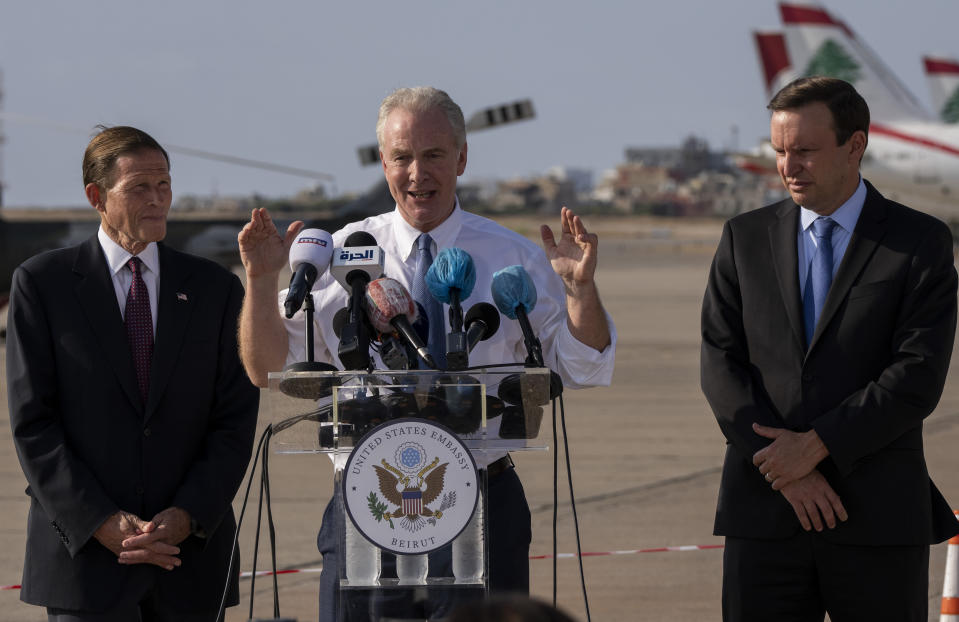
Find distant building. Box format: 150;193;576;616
625;135;732;180
592;135;776;217
490;174;578;214
546;166;594;195
598;163;677;214
679;171;768;216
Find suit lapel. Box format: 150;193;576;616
810;184;886;349
145;244;195;421
768;201;806;351
73;237;143;410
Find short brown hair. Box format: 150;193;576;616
768;77;870;145
82;125;169;190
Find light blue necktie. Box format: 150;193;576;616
412;233;446;369
803;217;837;347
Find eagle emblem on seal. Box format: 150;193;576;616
367;441;456;531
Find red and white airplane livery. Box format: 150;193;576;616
922;55;959;124
744;3;959;218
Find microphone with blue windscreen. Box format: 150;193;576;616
426;247;477;370
491;265;563;406
491;265;543;367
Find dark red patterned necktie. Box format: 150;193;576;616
125;257;153;402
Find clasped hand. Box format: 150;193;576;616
94;507;192;571
752;423;847;531
752;423;828;489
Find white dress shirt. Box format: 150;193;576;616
97;226;160;337
279;202;617;464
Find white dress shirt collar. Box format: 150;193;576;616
392;197;464;261
97;226;160;277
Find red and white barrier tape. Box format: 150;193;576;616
0;543;725;590
529;544;724;560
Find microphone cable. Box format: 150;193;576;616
551;392;591;622
249;424;281;620
216;423;285;621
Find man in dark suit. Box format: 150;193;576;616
6;126;258;621
701;77;959;621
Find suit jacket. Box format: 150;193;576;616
701;180;959;545
5;235;258;612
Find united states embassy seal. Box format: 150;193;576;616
343;417;479;555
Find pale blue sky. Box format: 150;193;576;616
1;1;956;207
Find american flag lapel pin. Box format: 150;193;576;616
176;292;188;302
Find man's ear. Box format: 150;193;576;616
85;183;104;213
848;130;867;164
456;141;468;176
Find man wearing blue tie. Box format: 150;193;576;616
701;77;959;621
238;86;615;620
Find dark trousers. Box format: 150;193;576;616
46;570;224;622
723;532;929;622
317;466;531;621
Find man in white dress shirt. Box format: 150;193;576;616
238;86;615;619
7;125;257;620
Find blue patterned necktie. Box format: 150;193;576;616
411;233;446;369
803;217;837;347
125;257;153;402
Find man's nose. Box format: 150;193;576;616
145;187;160;205
782;153;801;177
409;158;428;183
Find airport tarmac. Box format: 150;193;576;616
1;215;958;621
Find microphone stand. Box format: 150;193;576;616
495;305;563;405
513;305;545;368
280;292;338;399
286;293;336;371
446;288;468;371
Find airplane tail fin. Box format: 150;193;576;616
754;31;798;100
779;2;931;121
923;56;959;123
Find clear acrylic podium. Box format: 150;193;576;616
264;367;551;621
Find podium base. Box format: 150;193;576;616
338;582;486;622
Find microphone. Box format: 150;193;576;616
491;265;563;405
330;231;384;293
366;277;435;369
464;302;500;353
332;232;384;370
379;334;410;370
491;265;543;367
284;229;334;318
279;228;338;393
404;301;431;368
331;306;349;338
425;247;476;370
412;301;429;344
